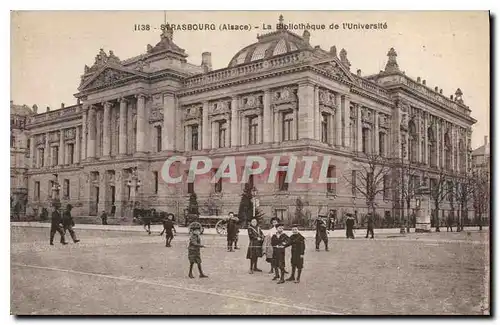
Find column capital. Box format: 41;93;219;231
102;101;113;109
263;89;270;95
119;97;129;104
135;93;148;100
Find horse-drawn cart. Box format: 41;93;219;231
185;214;230;235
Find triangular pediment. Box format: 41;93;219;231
78;64;146;91
314;58;356;83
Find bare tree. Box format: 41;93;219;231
472;170;490;230
427;168;452;232
393;158;421;232
343;152;393;219
450;171;476;232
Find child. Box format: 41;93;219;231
271;222;289;284
188;223;208;279
284;224;305;283
159;213;176;247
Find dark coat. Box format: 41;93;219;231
246;225;264;259
366;214;374;228
284;233;305;268
271;233;289;269
62;210;74;227
188;233;203;263
346;217;355;229
227;218;238;239
163;220;175;234
315;217;328;234
51;211;63;227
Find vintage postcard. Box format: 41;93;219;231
10;10;490;315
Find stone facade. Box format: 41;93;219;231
19;18;477;224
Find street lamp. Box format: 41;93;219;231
251;188;258;219
126;167;141;217
51;173;61;209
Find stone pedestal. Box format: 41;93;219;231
415;195;431;232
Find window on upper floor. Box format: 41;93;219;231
248;117;258;145
191;125;199;151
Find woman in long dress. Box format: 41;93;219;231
246;218;264;274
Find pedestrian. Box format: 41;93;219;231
143;209;152;235
110;204;116;217
226;212;238;252
263;217;279;274
160;213;176;247
49;203;67;246
100;210;108;225
62;204;80;243
314;215;329;251
446;214;454;232
271;222;289;284
283;224;305;283
328;210;336;231
187;222;208;279
233;215;240;250
345;213;355;239
365;213;374;239
247;218;264;274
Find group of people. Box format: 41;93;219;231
49;203;80;245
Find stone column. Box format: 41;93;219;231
185;126;192;151
294;108;299;140
374;112;380;155
44;133;49;166
98;173;106;213
162;93;175;151
114;170;124;218
274;111;280;142
241;115;248;146
416;114;422;163
335;108;342;147
435;120;441;168
423;113;430;165
59;129;64;165
262;91;271;143
135;94;147;154
30;135;35;168
258;114;263;144
225;121;230;148
456;128;461;172
298;82;315;139
357;105;362;153
87;107;96;160
212;121;218;148
81;108;88;161
314;86;321;141
118;98;128;156
451;126;456;171
95;109;102;158
341;95;350;148
102;102;111;159
202;101;210;150
328;113;334;144
231;97;239;147
75;127;80;164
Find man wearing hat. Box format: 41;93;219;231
314;215;329;251
49;203;67;246
271;221;290;284
62;204;80;243
283;224;305;283
187;222;208;278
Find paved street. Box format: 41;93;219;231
10;225;490;315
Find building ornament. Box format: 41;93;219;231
64;128;76;140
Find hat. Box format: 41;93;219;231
270;217;279;223
167;213;175;218
276;222;284;227
189;222;202;231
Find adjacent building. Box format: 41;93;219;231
18;16;477;224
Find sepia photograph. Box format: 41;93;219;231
9;10;490;315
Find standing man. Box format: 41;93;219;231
160;213;176;247
226;212;237;252
271;222;290;284
328;210;336;231
284;224;306;283
345;213;355;239
314;215;329;251
100;210;108;225
446;213;454;232
50;203;67;246
62;204;80;243
365;213;374;239
143;209;152;235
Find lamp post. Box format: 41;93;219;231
51;173;61;210
126;167;142;218
252;188;258;220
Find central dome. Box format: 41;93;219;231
227;29;311;68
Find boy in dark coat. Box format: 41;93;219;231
314;215;329;251
271;222;289;284
160;213;176;247
345;213;355;239
365;213;374;239
226;212;238;252
188;223;208;279
284;224;305;283
50;204;68;246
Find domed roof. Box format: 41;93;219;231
228;28;312;68
10;101;33;116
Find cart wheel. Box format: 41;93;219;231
215;220;227;236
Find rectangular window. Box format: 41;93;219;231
153;171;159;194
68;143;74;164
351;170;357;196
64;179;70;198
49;180;54;199
362;128;369;154
187;182;194;194
278;164;289;191
53;146;59;166
282;113;293;142
34;181;40;200
383;175;390;199
10;135;15;148
191;125;199;151
39;148;45;167
321;114;328;143
327;165;336;193
249;117;258;145
275;208;287;221
156;126;162;152
379;132;385;157
219;123;226;148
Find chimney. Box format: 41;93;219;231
46;106;50;112
422;80;426;85
302;30;310;44
439;89;443;94
434;86;438;92
61;103;65;109
32;104;38;114
357;69;362;77
201;52;212;72
330;46;337;57
450;95;454;100
417;77;421;83
77;98;81;105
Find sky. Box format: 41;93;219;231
10;10;490;149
